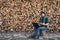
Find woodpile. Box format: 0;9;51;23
0;0;60;33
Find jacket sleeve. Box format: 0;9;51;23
39;17;42;23
45;17;49;24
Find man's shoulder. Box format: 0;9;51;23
44;16;48;18
40;16;48;18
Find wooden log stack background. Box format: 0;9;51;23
0;0;60;33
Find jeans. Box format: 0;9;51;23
32;23;47;37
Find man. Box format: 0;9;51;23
28;11;49;39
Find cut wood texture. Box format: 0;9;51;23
0;0;60;33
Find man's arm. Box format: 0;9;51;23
40;17;49;26
42;23;49;26
39;16;49;26
38;23;49;26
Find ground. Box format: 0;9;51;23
0;32;60;40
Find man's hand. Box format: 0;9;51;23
38;23;43;26
39;23;49;26
42;23;49;26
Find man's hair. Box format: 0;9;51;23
40;11;45;14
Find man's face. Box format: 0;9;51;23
41;13;45;16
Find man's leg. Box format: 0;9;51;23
32;23;42;36
28;23;39;38
39;26;47;37
33;26;47;38
32;23;40;36
39;30;43;36
32;27;42;38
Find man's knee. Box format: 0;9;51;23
32;23;39;29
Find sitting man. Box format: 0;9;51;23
28;11;49;39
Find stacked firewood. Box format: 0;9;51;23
0;0;60;33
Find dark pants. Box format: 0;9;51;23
32;23;47;38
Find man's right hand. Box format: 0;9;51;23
38;23;43;26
